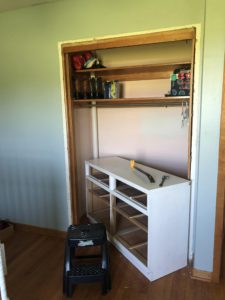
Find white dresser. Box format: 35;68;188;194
85;157;190;281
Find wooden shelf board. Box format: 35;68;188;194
73;96;190;105
115;234;147;265
74;61;191;74
114;206;148;233
89;187;109;198
89;189;110;207
129;241;148;250
73;62;191;81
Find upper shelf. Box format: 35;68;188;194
73;62;191;81
74;62;191;73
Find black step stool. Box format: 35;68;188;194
63;223;111;297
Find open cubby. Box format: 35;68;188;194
115;198;148;232
116;227;148;265
116;181;147;208
86;181;110;231
89;167;109;187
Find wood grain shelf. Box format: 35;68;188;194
73;96;190;106
73;62;191;82
114;205;148;233
74;62;191;74
88;188;110;206
115;230;148;265
89;187;109;198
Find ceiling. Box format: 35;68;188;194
0;0;61;13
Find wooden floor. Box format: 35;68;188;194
3;231;225;300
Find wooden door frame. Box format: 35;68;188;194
60;26;224;281
212;57;225;282
59;49;79;224
60;26;225;283
60;27;196;225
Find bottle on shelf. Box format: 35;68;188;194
83;79;90;99
74;79;82;100
96;77;103;99
89;72;97;99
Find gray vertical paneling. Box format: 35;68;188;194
0;155;69;230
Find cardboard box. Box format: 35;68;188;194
0;224;14;242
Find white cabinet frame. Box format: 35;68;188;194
85;157;190;281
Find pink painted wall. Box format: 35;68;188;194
98;106;188;178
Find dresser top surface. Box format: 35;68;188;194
86;157;189;192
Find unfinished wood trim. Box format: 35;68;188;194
62;52;79;224
129;241;148;250
129;213;144;219
62;28;195;53
74;96;190;103
117;226;140;236
212;57;225;282
86;180;93;214
191;268;212;282
132;194;147;200
187;31;196;179
110;195;117;235
14;223;66;239
62;27;196;231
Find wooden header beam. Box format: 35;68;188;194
62;27;195;54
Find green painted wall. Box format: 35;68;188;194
0;0;224;272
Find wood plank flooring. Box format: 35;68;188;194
3;231;225;300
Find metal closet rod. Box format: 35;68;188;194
74;102;189;108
